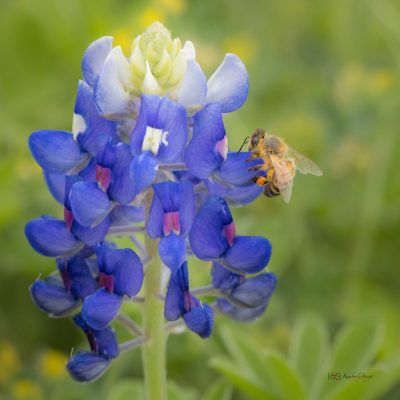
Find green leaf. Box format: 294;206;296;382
201;378;233;400
262;350;307;400
210;356;279;400
320;319;384;398
289;315;329;395
168;381;198;400
107;379;143;400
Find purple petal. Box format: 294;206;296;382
112;249;143;297
109;205;145;227
183;304;213;338
147;189;164;239
66;257;98;300
206;54;249;113
217;298;267;322
67;351;110;382
82;36;113;87
71;217;110;246
74;80;117;156
206;180;262;206
30;279;78;317
222;236;272;274
185;103;226;179
130;151;159;196
211;262;242;292
159;234;186;273
44;172;65;204
178;182;195;235
69;181;112;227
82;288;123;330
25;217;82;257
29;130;87;174
93;327;119;359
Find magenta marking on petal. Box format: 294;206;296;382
215;135;228;160
64;208;74;231
96;164;112;191
163;213;173;236
99;272;114;293
223;221;236;247
60;269;72;292
171;211;180;234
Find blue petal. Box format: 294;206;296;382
66;257;98;300
232;273;277;308
29;130;88;174
164;262;189;321
94;46;135;119
206;180;262;206
82;288;123;330
67;351;110;382
147;189;164;239
74;80;117;156
222;236;272;274
185;103;226;179
95;242;117;275
44;172;65;204
183;304;213;338
130;95;188;163
71;217;110;246
94;327;119;359
206;54;249;113
70;181;112;227
189;197;230;260
30;279;78;316
178;182;195;235
107;143;136;204
213;152;263;186
110;205;145;227
82;36;113;87
112;249;143;297
211;262;242;292
130;151;159;196
216;298;267;322
177;60;207;111
25;217;82;257
159;234;186;273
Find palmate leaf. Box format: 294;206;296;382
320;319;384;398
288;315;330;397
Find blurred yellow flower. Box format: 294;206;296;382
0;339;20;383
224;35;256;64
157;0;187;15
12;380;42;400
39;349;67;379
138;7;166;30
113;28;135;55
368;69;396;94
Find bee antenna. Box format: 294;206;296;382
236;136;249;158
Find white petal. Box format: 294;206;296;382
142;62;162;94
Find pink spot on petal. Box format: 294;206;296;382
99;272;114;293
223;221;236;247
96;164;112;191
171;211;180;234
215;135;228;160
64;208;74;231
163;211;181;236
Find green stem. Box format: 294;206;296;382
141;191;167;400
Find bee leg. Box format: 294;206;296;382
248;165;263;171
252;176;269;186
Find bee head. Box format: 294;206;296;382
265;134;287;156
250;129;265;149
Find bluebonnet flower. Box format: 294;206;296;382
67;314;119;382
211;262;277;321
189;196;272;274
165;262;213;338
82;242;143;330
147;181;194;272
30;256;97;317
26;22;278;383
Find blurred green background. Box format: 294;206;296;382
1;0;399;399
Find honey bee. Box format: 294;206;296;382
244;129;322;203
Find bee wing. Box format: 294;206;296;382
270;155;294;203
287;146;323;176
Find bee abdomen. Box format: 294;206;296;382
263;182;280;197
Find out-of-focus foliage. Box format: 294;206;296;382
0;0;399;399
